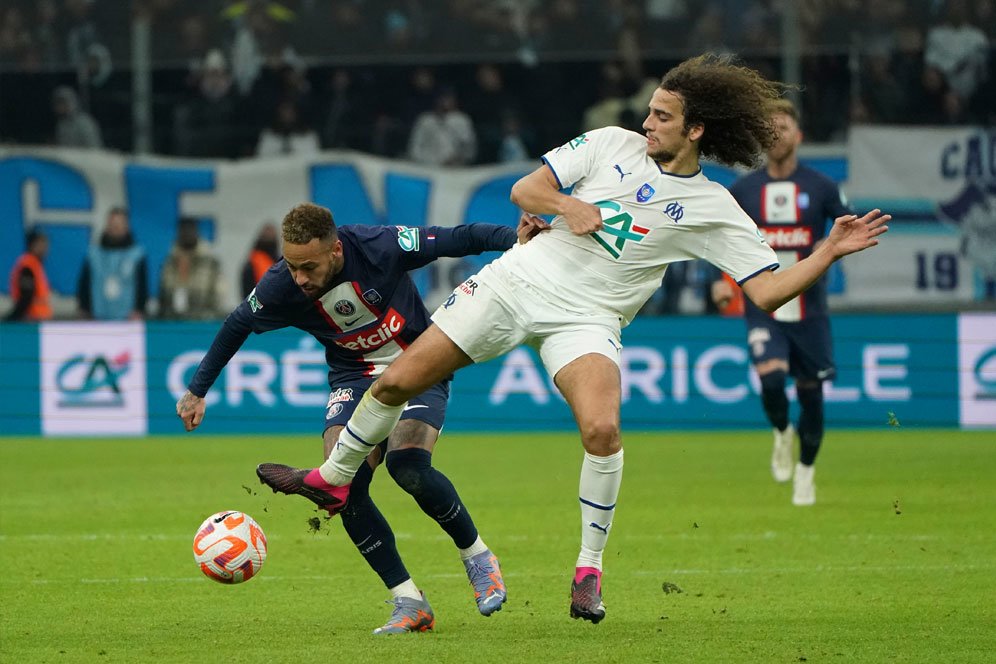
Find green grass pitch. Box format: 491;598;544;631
2;429;995;663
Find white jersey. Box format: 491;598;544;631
493;126;778;326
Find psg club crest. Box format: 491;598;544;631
636;183;655;203
334;300;355;316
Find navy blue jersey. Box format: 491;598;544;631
729;164;849;321
188;223;516;396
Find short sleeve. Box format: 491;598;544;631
703;197;779;284
541;127;618;190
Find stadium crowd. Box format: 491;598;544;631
2;0;993;321
0;0;993;157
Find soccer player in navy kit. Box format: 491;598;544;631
714;99;850;506
176;203;548;633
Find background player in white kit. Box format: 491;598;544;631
259;54;890;624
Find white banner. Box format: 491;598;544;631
41;321;148;435
0;147;535;312
4;139;994;311
958;313;996;427
830;231;974;306
847;126;994;200
842;126;996;306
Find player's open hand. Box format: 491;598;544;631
176;390;206;432
825;209;890;258
517;212;551;244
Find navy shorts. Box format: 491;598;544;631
323;378;450;433
745;315;835;381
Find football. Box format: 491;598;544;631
192;511;268;584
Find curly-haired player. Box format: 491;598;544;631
259;54;889;624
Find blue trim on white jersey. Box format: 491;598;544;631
656;163;702;178
541;157;564;189
737;262;780;285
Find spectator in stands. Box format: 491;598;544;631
464;64;518;164
226;0;294;97
854;47;909;123
918;64;962;124
581;61;628;132
400;66;438;130
173;49;240;158
158;217;224;320
407;88;477;167
890;22;928;123
925;0;989;110
256;99;319;156
5;228;52;322
77;207;148;321
64;0;101;70
240;222;279;298
52;86;102;148
497;111;531;163
320;69;368;150
0;6;32;65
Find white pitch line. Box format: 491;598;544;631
0;531;964;543
9;563;990;586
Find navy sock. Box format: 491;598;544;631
759;370;789;431
339;456;410;589
386;447;479;549
796;382;825;466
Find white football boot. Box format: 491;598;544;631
792;462;816;506
770;424;795;483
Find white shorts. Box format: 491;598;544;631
430;262;622;379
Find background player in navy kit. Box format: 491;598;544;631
713;99;850;506
176;203;548;633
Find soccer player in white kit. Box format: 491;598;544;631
258;54;889;624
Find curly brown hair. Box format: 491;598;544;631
281;203;338;245
660;54;790;169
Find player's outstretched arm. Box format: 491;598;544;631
510;165;603;235
178;306;256;431
741;209;889;312
176;390;207;432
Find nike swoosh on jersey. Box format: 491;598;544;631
344;317;362;326
402;404;430;412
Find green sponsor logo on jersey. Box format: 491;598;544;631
247;289;263;312
590;200;650;259
397;227;420;252
556;133;590;153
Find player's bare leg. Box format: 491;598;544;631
257;325;472;512
555;353;624;624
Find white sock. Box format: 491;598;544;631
458;535;489;561
318;392;405;485
576;449;624;571
389;578;421;601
